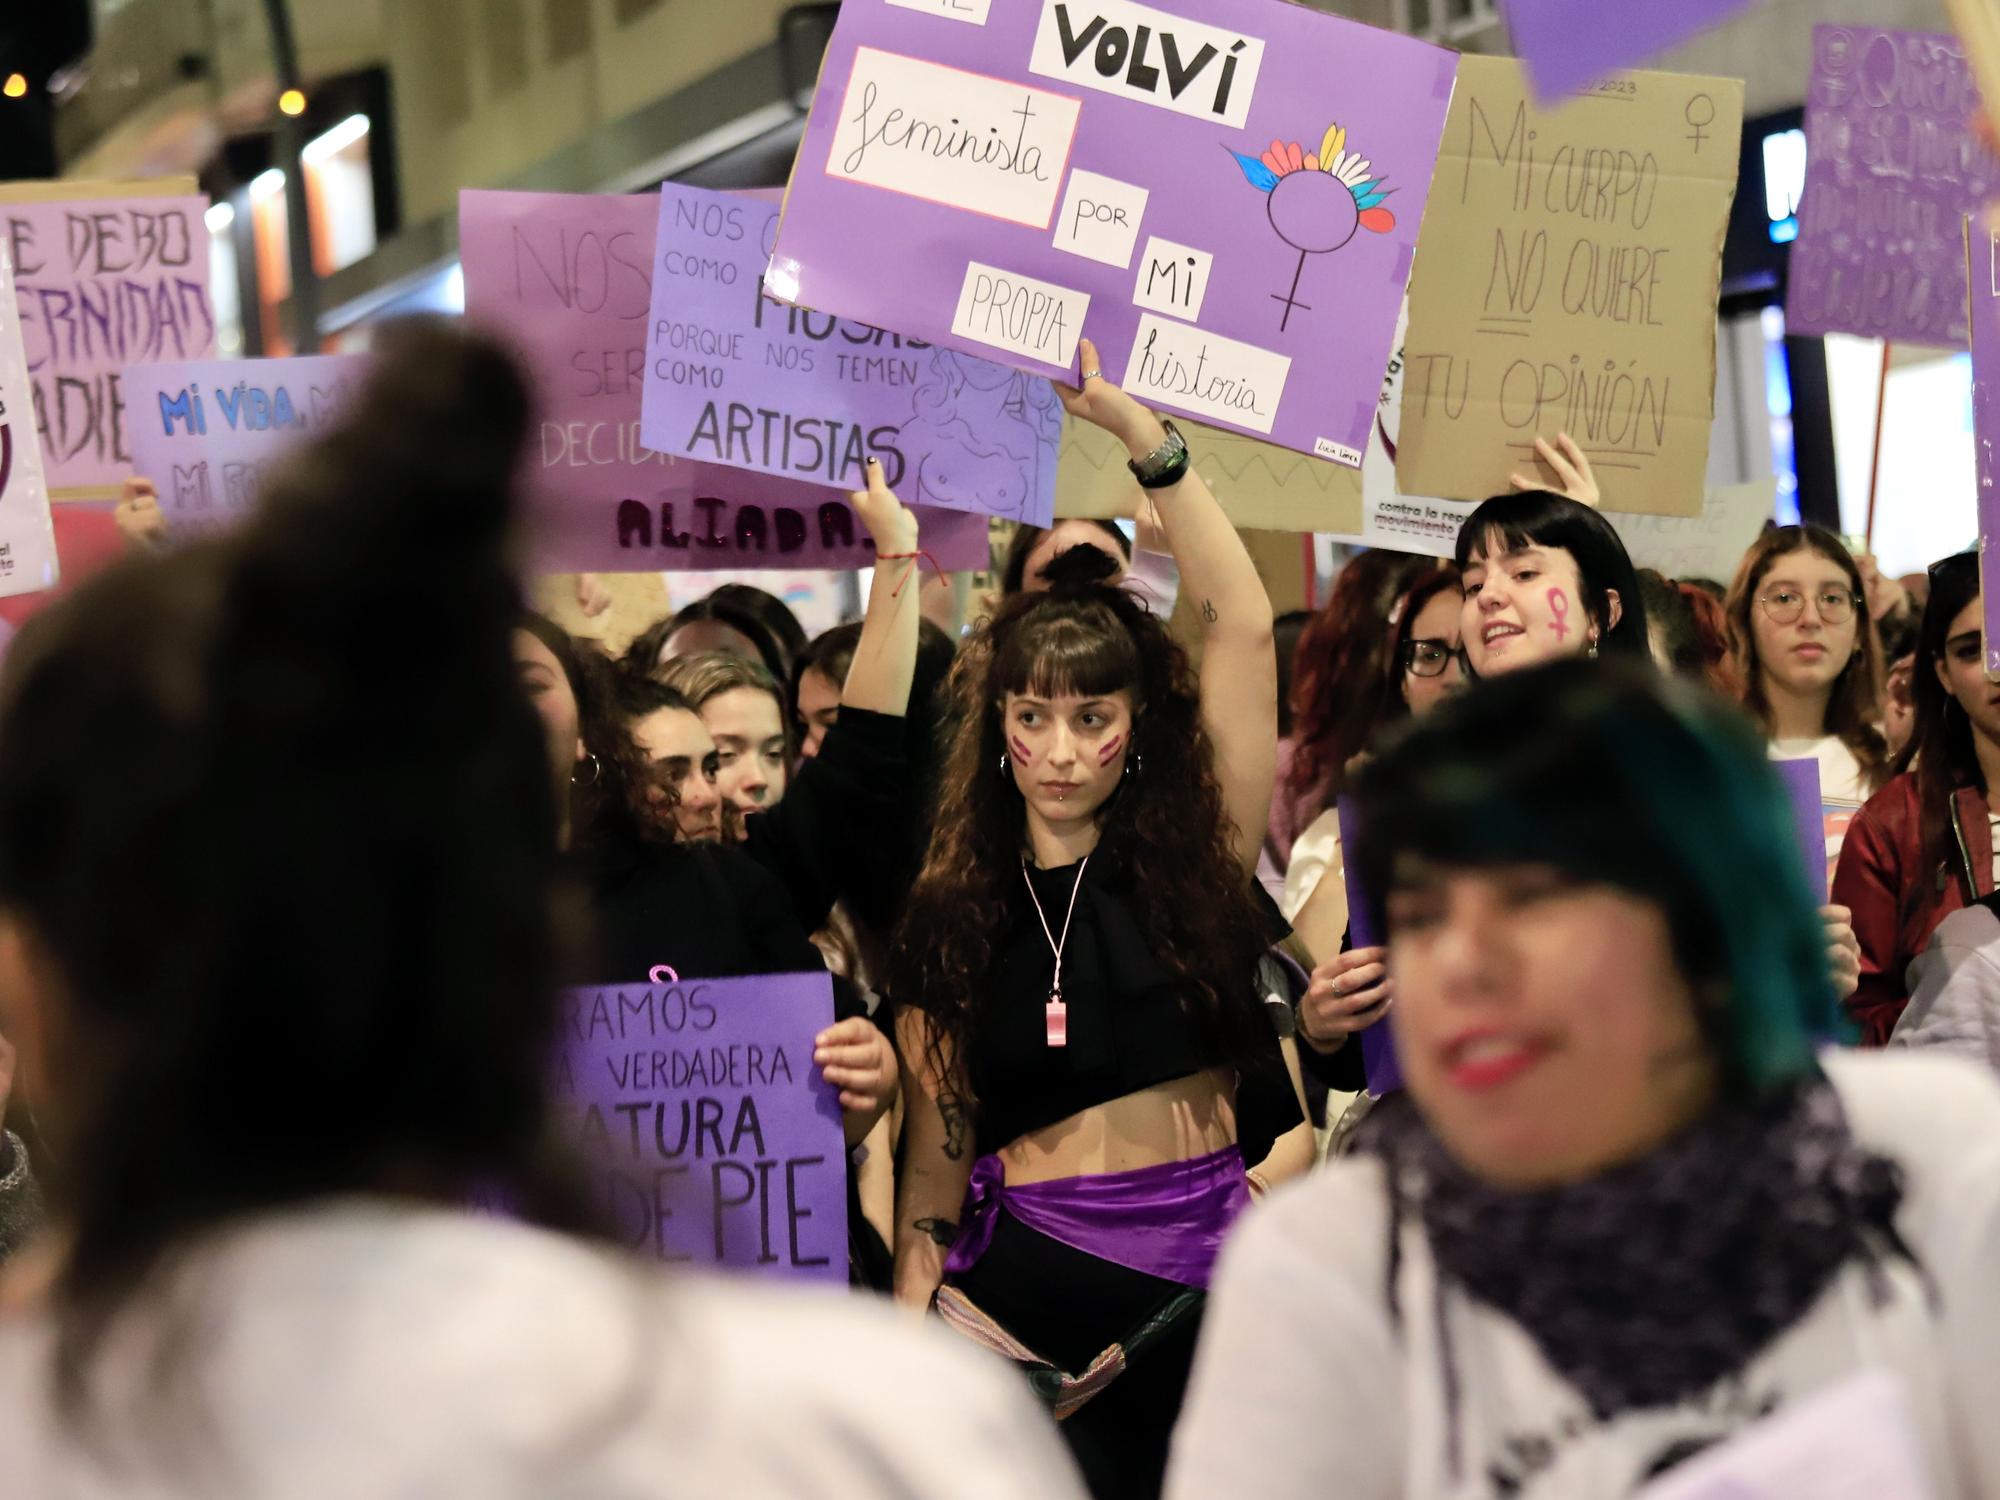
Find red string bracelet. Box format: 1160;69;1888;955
875;548;945;598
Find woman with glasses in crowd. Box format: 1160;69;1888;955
1726;527;1888;807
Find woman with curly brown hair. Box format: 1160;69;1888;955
887;340;1313;1500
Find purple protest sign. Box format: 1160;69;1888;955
641;183;1060;525
557;971;846;1281
123;355;368;535
1336;796;1402;1097
459;188;987;572
1498;0;1751;102
1971;213;2000;676
767;0;1456;469
1788;27;2000;347
1771;757;1829;899
1;183;215;495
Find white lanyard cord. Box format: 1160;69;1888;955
1021;854;1090;998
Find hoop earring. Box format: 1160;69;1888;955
570;753;602;786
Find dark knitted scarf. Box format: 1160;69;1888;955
1372;1079;1911;1424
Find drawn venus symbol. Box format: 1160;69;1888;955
1228;123;1396;333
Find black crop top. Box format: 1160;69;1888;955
969;856;1303;1163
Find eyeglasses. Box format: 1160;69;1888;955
1756;587;1856;626
1401;638;1457;678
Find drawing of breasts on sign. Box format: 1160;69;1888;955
1789;27;2000;349
763;0;1457;471
640;183;1062;525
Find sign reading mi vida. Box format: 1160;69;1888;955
123;356;368;535
458;188;990;573
1;182;216;494
766;0;1457;467
1789;26;2000;348
557;972;846;1281
1394;57;1745;517
640;182;1062;526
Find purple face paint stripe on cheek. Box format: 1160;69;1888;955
1096;735;1125;767
1009;735;1034;765
1546;587;1571;643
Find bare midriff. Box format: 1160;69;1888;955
996;1066;1239;1184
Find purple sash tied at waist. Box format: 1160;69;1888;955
944;1145;1251;1290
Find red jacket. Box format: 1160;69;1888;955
1831;776;1994;1045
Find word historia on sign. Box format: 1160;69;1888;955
766;0;1458;468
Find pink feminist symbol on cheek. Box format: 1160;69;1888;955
1008;735;1034;766
1547;588;1572;643
1096;734;1126;768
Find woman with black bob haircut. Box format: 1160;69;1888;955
1173;660;2000;1499
1455;488;1651;676
890;340;1313;1499
0;322;1080;1498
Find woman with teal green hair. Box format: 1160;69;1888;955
1171;660;2000;1499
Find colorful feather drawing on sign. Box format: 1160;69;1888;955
1228;122;1397;332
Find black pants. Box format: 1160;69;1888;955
948;1208;1202;1500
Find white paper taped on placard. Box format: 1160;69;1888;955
0;247;60;600
886;0;994;23
1123;315;1290;434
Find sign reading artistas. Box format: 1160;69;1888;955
639;183;1062;525
766;0;1457;466
557;972;846;1280
459;188;989;573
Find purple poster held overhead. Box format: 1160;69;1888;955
1788;26;2000;348
1970;213;2000;675
641;183;1061;525
459;189;988;573
123;355;368;535
2;183;216;495
557;972;846;1281
1498;0;1752;102
767;0;1456;469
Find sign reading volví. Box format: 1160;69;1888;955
558;972;845;1279
1;178;215;496
766;0;1457;466
461;188;988;573
1395;58;1743;518
0;248;58;600
1790;28;2000;349
1968;212;2000;676
124;355;367;535
640;183;1061;525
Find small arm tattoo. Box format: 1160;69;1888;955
914;1217;958;1247
939;1091;971;1162
1201;597;1218;623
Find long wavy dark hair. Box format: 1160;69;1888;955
1725;525;1887;792
0;323;611;1414
1896;551;1983;905
888;546;1273;1104
1284;549;1433;821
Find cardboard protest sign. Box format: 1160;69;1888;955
1970;212;2000;675
1610;478;1774;581
1499;0;1752;103
0;248;59;599
459;189;987;573
123;355;368;535
1055;415;1361;532
1789;27;2000;350
1395;57;1743;519
641;183;1061;525
766;0;1457;469
557;972;845;1280
0;177;215;497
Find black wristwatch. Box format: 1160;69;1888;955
1128;421;1191;490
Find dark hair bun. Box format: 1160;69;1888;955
1037;537;1126;592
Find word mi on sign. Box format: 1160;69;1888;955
1030;0;1266;130
168;460;260;514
